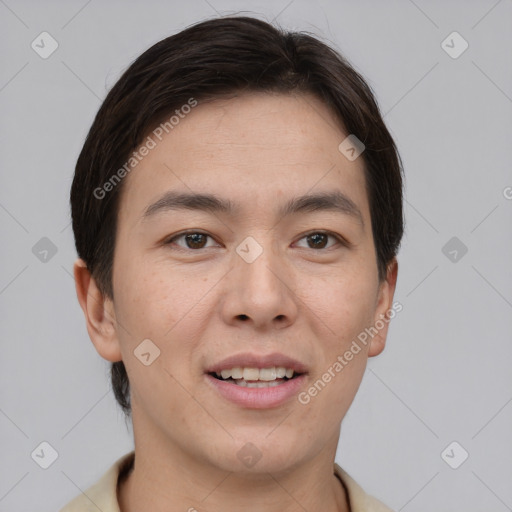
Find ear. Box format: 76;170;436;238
73;258;122;362
368;258;399;357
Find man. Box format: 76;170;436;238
62;15;403;512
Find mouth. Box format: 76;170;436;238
205;353;308;408
208;366;304;388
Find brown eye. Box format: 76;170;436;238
165;231;218;250
307;233;328;249
184;233;208;249
295;231;343;250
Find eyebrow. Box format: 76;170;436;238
142;190;364;228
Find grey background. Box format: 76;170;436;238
1;0;511;510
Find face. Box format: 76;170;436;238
83;91;397;474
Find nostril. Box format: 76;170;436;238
238;314;249;321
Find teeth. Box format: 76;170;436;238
243;380;281;388
259;368;276;381
214;366;296;381
243;368;260;381
234;380;281;388
231;367;243;379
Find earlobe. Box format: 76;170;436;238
368;258;399;357
73;258;122;362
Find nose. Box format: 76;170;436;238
220;238;298;331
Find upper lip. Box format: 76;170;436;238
206;352;308;374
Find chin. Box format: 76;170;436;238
205;434;308;475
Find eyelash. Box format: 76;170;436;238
163;230;348;252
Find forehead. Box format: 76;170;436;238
117;91;369;227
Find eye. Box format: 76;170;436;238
294;231;345;250
164;231;219;250
164;230;346;252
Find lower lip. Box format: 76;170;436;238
205;374;307;409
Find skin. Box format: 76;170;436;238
74;91;398;512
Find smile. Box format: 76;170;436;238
206;371;308;408
211;366;299;387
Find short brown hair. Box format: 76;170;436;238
71;15;404;417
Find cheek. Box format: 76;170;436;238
114;256;187;336
112;264;200;415
113;259;215;375
301;270;377;344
